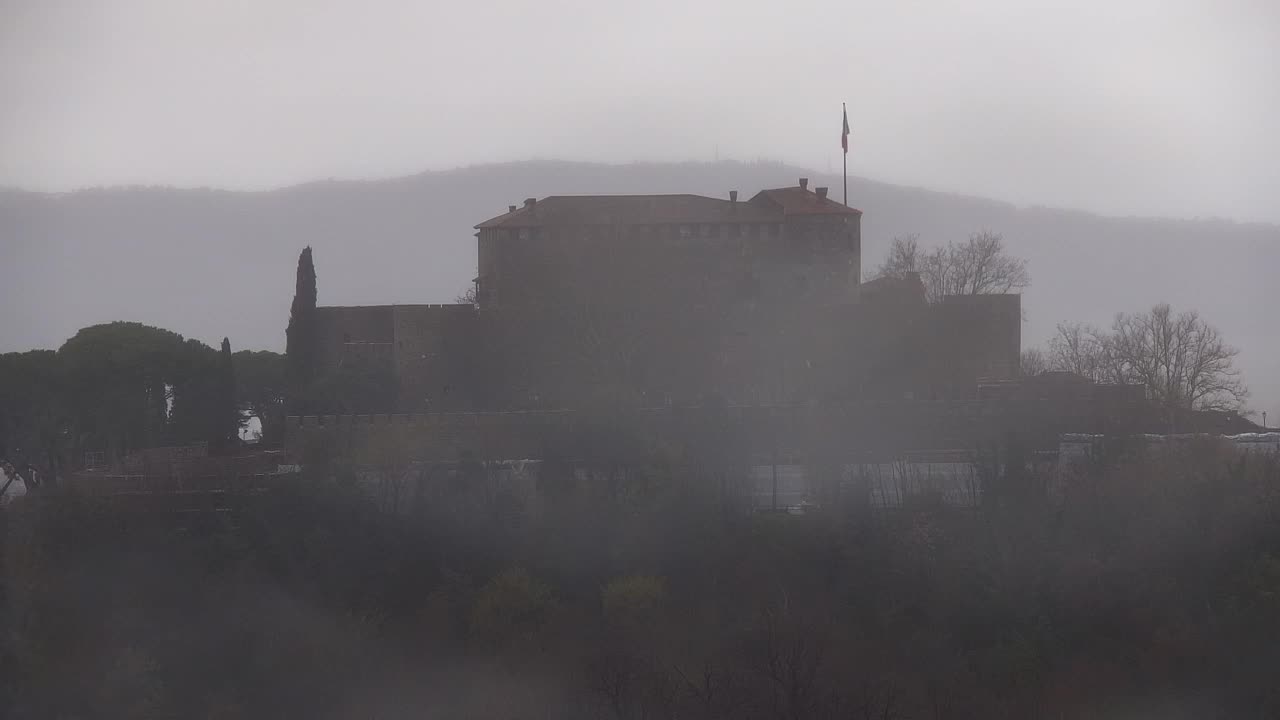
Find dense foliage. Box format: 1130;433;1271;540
0;323;248;474
4;441;1278;718
232;350;288;444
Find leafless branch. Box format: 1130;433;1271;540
874;231;1028;302
1047;305;1247;411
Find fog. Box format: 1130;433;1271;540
2;0;1278;222
5;4;1280;716
1;1;1277;416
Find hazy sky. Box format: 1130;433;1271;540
2;0;1278;222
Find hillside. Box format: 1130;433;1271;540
2;160;1277;418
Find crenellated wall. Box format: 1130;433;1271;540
284;388;1153;466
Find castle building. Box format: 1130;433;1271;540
290;180;1259;503
314;179;1019;411
473;180;867;408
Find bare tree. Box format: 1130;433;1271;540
1046;322;1112;383
931;231;1030;299
455;284;478;307
1046;306;1248;411
1018;348;1047;377
874;231;1028;303
874;234;920;281
1107;304;1247;412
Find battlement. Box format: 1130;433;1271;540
284;392;1156;465
413;303;477;312
318;303;475;312
287;409;573;429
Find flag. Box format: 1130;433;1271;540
841;104;850;154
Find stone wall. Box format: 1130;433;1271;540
313;288;1022;415
476;215;862;409
315;304;479;411
391;304;479;411
284;389;1151;467
930;294;1022;384
315;305;395;370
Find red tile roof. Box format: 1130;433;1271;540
749;187;863;216
475;194;782;229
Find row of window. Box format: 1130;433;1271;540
499;223;785;242
665;223;783;240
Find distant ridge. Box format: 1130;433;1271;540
2;159;1277;418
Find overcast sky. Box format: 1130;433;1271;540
2;0;1278;222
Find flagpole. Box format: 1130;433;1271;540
842;102;848;207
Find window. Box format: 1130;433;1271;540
679;224;692;239
343;332;351;343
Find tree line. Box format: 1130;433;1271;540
1022;308;1248;412
873;232;1249;413
1;243;397;482
1;231;1254;485
0;324;287;479
5;427;1279;718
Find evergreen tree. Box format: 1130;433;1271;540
218;337;241;449
57;322;186;460
168;339;220;447
285;246;318;412
232;350;286;445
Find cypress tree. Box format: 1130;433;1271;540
219;337;240;449
285;246;318;412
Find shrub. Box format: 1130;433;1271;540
468;568;555;648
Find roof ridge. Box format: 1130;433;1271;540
473;189;856;228
539;192;730;199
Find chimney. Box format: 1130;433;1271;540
523;198;536;208
816;187;828;200
508;205;517;213
799;177;809;191
729;190;738;203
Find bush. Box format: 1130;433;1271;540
468;568;555;648
601;574;666;629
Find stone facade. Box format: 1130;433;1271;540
474;181;871;408
315;304;479;411
314;179;1022;413
286;180;1269;510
